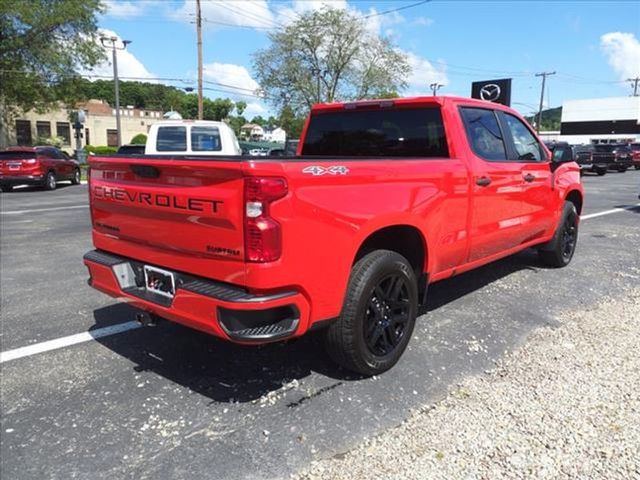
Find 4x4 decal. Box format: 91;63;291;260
302;165;349;176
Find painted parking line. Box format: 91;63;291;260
0;321;142;364
1;205;89;215
581;203;640;220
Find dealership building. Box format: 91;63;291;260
540;96;640;145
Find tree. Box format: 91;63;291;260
278;105;305;140
179;95;234;121
250;115;266;126
0;0;104;112
253;7;410;113
0;0;105;147
234;101;247;116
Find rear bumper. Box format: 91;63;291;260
83;249;311;343
0;175;44;186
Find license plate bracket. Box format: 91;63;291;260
143;265;176;298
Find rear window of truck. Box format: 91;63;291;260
302;107;449;157
157;126;187;152
191;127;221;152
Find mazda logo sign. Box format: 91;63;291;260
479;84;501;102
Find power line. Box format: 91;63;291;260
362;0;431;19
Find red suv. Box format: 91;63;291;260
0;146;81;192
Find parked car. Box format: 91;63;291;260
629;142;640;170
84;95;582;375
117;144;146;155
572;144;607;176
0;146;81;192
144;120;242;156
592;144;632;172
267;148;286;157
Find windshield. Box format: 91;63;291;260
302;107;449;157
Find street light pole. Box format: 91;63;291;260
100;36;131;147
430;83;443;96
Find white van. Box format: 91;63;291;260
145;120;242;156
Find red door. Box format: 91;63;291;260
499;112;555;242
459;107;529;262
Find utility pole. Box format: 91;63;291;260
196;0;203;120
430;83;443;96
100;36;131;147
628;77;640;96
535;71;555;133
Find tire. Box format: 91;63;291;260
635;165;640;170
595;168;607;176
324;250;418;376
44;171;57;190
538;202;579;268
0;184;12;192
617;166;628;173
71;168;81;185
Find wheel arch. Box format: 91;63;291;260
565;189;583;216
353;224;428;277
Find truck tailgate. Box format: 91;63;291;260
89;156;246;283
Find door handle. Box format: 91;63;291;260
523;173;535;183
475;176;492;187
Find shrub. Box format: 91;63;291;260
84;145;118;154
130;133;147;145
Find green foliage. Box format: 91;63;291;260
278;105;305;140
251;116;266;126
130;133;147;145
525;107;562;131
253;7;410;114
84;145;117;154
227;115;247;136
234;101;247;116
0;0;105;113
33;136;64;147
179;95;235;121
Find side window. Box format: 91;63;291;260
156;126;187;152
191;127;221;152
460;107;507;161
503;113;543;162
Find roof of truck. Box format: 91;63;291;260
310;95;513;112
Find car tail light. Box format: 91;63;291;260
244;176;287;262
24;158;37;165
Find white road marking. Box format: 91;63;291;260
1;205;88;215
581;203;640;220
0;321;142;364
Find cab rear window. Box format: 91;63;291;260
302;107;449;157
156;126;187;152
191;127;221;152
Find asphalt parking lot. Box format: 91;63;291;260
1;172;639;480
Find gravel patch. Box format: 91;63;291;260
295;290;640;480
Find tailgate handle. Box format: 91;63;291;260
130;165;160;178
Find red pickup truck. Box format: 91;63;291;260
84;96;583;375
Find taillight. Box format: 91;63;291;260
244;176;288;262
24;158;37;165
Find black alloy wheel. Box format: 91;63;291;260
560;213;578;263
364;274;412;356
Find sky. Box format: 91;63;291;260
94;0;640;118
